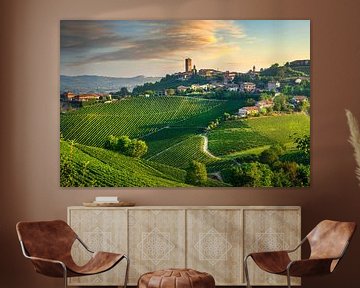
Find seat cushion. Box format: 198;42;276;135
67;252;124;276
138;268;215;288
250;251;291;274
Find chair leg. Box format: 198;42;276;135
286;270;291;288
62;265;68;288
123;255;130;288
244;255;252;288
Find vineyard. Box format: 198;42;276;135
148;135;216;169
60;140;190;187
208;113;310;156
60;96;310;187
60;96;235;147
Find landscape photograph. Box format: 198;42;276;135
60;20;310;187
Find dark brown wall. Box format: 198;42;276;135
1;0;360;287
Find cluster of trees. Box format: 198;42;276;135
225;160;309;187
232;63;309;88
112;87;130;98
132;74;208;96
271;94;309;113
281;80;310;97
224;139;310;187
260;63;307;79
185;160;207;186
206;112;239;131
104;135;148;158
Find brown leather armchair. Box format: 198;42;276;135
16;220;129;288
244;220;356;288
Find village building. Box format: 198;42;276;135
226;84;239;92
267;81;280;91
291;95;308;104
72;93;101;102
61;92;76;101
224;71;237;82
198;68;221;77
240;82;256;93
156;90;165;96
256;99;274;109
238;106;259;117
177;85;189;93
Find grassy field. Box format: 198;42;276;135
208;113;310;156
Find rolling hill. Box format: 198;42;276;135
60;96;242;149
60;75;162;94
208;113;310;157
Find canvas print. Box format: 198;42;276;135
60;20;310;187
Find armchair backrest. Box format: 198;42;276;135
16;220;77;261
307;220;356;261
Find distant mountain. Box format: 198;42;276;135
60;75;162;94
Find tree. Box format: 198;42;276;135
227;162;273;187
223;112;231;121
185;160;207;186
297;164;310;187
293;134;310;155
259;148;279;165
273;94;290;112
165;88;175;96
260;92;272;100
116;135;132;152
104;135;119;150
127;139;148;158
296;100;310;113
104;135;148;158
119;87;129;97
246;98;256;106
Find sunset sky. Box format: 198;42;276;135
61;20;310;77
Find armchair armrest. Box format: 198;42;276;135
285;237;307;253
19;240;67;277
76;235;94;254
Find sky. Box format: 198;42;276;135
61;20;310;77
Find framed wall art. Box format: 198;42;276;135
60;20;310;187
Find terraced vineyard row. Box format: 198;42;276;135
61;96;226;147
60;140;190;187
77;144;188;183
143;127;199;158
149;135;216;169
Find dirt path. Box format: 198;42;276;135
201;135;220;159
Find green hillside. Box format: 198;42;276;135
60;140;190;187
148;135;216;169
208;113;310;156
260;65;307;78
60;96;236;147
289;65;310;76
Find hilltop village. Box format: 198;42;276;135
61;58;310;116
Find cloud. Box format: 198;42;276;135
61;21;131;50
61;20;246;66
